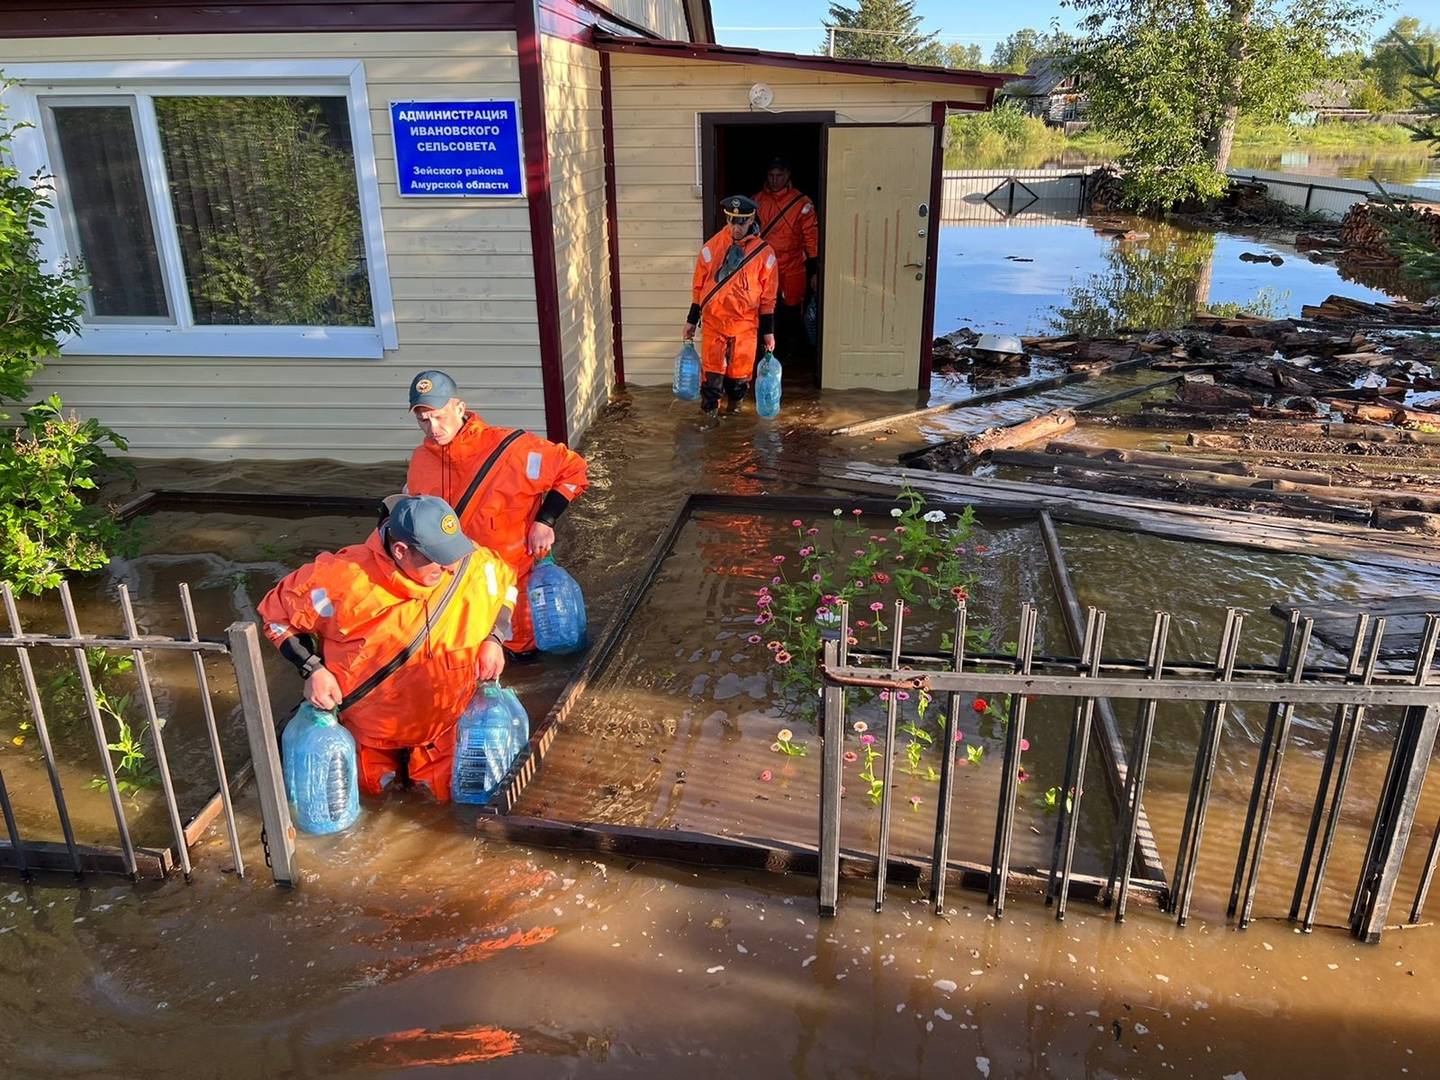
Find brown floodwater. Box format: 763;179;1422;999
4;385;1440;1079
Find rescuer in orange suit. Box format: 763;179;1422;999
258;494;518;803
754;156;818;358
404;369;588;660
684;194;778;414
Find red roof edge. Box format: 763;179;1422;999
592;32;1009;89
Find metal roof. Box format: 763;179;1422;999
592;32;1010;90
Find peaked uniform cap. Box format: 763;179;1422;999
721;195;760;218
409;369;459;410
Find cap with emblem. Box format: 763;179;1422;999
385;494;474;566
766;156;791;171
720;194;759;220
408;369;459;411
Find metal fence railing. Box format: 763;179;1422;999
0;581;295;886
818;599;1440;943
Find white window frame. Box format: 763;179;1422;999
1;60;399;360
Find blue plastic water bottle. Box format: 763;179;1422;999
803;295;818;345
496;684;531;747
756;351;782;418
285;704;360;835
528;556;588;654
673;341;701;401
451;685;516;805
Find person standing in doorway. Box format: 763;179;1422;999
754;156;818;362
403;370;588;662
683;194;778;415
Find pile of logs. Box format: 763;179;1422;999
1340;201;1440;265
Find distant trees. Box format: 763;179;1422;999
821;0;941;64
990;28;1075;74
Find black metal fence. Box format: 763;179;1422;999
818;600;1440;943
0;581;294;885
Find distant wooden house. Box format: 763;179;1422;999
999;57;1086;130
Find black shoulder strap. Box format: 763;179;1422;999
759;192;807;239
698;239;772;312
339;553;472;713
453;428;526;517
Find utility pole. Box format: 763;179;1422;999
827;26;836;57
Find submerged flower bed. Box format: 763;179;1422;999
743;488;1035;805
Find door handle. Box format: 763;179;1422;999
903;262;923;269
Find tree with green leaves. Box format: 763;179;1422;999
1065;0;1382;210
0;80;128;593
822;0;941;65
1367;17;1440;108
990;27;1074;74
944;42;987;71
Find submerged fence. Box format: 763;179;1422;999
818;599;1440;943
0;581;295;885
940;168;1098;222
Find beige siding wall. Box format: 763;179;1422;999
609;56;985;383
542;34;614;439
603;0;690;40
0;32;539;462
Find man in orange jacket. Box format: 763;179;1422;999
259;495;517;803
405;369;588;660
684;194;778;414
754;157;818;360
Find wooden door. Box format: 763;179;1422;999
820;125;933;390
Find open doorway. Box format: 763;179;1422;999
701;112;831;385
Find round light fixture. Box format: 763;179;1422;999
749;82;774;109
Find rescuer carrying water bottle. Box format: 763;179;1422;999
258;494;517;804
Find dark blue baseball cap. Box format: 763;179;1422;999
385;494;474;566
408;369;459;410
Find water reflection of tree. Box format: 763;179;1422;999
156;96;372;327
1050;221;1217;337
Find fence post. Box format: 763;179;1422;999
819;638;843;917
226;621;297;887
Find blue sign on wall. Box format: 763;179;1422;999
390;100;525;198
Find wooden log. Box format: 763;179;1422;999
1325;423;1440;446
1266;479;1440;514
1179;379;1257;409
1375;508;1440;536
1045;465;1372;522
1043;442;1335;486
971;409;1077;454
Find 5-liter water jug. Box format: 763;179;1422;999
673;341;701;401
495;683;531;747
756;351;783;418
284;704;360;835
803;294;818;345
452;684;517;805
528;556;588;654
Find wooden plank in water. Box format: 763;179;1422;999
0;839;171;878
473;814;1165;907
1271;597;1440;661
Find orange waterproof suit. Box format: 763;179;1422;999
259;531;517;802
754;186;818;306
691;226;779;381
407;415;588;653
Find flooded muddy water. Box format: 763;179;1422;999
6;386;1440;1077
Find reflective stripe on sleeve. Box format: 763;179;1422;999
701;245;712;264
526;451;543;480
484;561;499;597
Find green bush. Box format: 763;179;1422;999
0;397;129;592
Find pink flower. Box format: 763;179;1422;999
1017;768;1030;783
800;546;814;557
775;650;792;664
1019;738;1030;752
893;526;905;533
896;691;910;701
855;580;866;589
851;509;863;516
877;536;889;544
854;549;865;556
880;691;890;701
855;619;870;628
954;546;966;555
920;566;930;574
759;769;773;782
771;576;781;585
869;601;884;612
951;586;968;600
860;733;876;746
843;750;859;763
755;613;772;625
847;636;858;646
773;555;786;564
747;634;762;644
909;795;922;809
767;640;783;651
954;730;965;742
872;571;891;585
791;519;803;528
806;527;819;536
756;595;772;607
812;573;822;582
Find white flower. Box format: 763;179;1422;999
833;508;843;516
890;507;903;518
923;510;946;523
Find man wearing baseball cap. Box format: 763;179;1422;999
754;157;819;363
684;194;778;414
404;369;588;661
258;494;518;803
